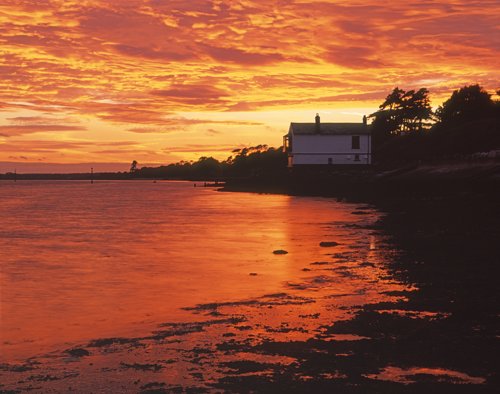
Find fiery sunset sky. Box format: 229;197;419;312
1;0;499;172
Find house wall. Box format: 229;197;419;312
290;134;371;165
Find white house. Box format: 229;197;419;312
283;114;371;167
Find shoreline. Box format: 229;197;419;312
221;161;500;198
220;168;500;391
1;175;498;392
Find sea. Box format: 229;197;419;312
2;180;457;391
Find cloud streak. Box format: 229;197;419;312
0;0;498;166
0;124;86;137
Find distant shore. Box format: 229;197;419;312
2;160;498;189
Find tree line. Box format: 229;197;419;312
370;84;500;163
3;84;496;181
131;84;499;179
132;145;287;180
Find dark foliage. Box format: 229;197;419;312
223;145;287;178
371;85;500;164
435;84;495;125
369;87;432;140
131;145;287;180
130;160;138;173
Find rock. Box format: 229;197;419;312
120;362;163;372
319;241;340;247
66;348;90;357
249;272;258;276
273;249;288;255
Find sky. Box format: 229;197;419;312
0;0;499;173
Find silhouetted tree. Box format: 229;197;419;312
191;156;222;178
432;85;500;155
435;85;494;125
223;145;287;178
129;145;286;180
130;160;138;173
404;88;433;132
369;87;432;142
370;87;404;138
369;88;433;163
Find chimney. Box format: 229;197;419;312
363;115;367;126
315;113;320;132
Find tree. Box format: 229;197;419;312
369;87;433;150
223;145;286;177
191;156;221;178
372;87;405;137
435;85;494;125
404;88;433;132
130;160;138;173
432;85;499;155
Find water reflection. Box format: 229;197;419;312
1;181;482;392
365;366;486;385
1;181;293;361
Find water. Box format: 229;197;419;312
0;180;385;352
0;181;379;359
2;180;483;391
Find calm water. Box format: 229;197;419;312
5;180;460;391
0;181;390;360
2;181;487;392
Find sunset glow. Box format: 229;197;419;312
1;0;499;171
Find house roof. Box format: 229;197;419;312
289;122;370;135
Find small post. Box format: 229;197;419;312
14;168;17;182
91;167;94;184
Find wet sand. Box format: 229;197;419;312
1;182;498;393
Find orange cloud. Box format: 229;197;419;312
200;44;286;65
0;124;86;137
151;84;229;105
0;0;498;168
127;117;262;133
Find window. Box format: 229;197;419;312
352;135;360;149
354;154;360;162
283;135;291;152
